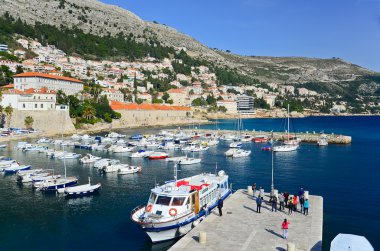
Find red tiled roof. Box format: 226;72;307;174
2;84;14;88
110;101;191;111
167;88;186;94
13;72;82;83
3;88;56;95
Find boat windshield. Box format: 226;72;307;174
171;197;186;206
148;193;157;204
156;195;172;206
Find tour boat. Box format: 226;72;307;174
80;154;102;164
63;178;101;197
177;157;201;165
131;168;231;243
231;149;251;158
117;165;142;175
3;164;32;174
148;152;168;160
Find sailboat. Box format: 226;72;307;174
272;104;299;152
229;113;243;148
63;177;101;197
37;112;78;192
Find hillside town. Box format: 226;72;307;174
0;37;374;133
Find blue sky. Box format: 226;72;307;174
101;0;380;72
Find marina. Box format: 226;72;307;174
0;116;378;250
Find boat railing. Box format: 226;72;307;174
131;204;145;218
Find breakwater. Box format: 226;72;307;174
181;129;352;144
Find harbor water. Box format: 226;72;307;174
0;116;379;251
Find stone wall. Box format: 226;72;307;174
8;109;76;134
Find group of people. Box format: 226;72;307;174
252;183;310;216
252;183;310;239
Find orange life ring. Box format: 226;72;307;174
146;204;153;212
169;208;177;217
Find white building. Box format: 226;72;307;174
216;100;238;114
101;88;124;102
13;72;83;95
237;95;255;114
1;88;57;111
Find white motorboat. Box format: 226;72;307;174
166;156;188;162
101;163;129;173
80;154;102;164
94;159;120;170
50;150;65;158
58;152;81;159
118;165;142;175
130;150;154;158
36;138;51;144
71;134;81;140
107;132;126;138
113;145;134;153
229;141;242;148
231;149;251;158
272;144;299;152
225;148;238;157
0;144;6;148
131;167;231;243
317;135;328;146
177;157;201;165
35;177;78;192
205;138;219;146
191;145;209;152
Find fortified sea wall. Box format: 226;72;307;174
9;109;76;134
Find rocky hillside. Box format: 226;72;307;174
1;0;379;84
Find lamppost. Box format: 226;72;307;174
271;132;275;197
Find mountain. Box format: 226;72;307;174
1;0;379;86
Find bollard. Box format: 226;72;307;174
199;231;207;244
247;186;253;196
304;191;309;199
287;243;295;251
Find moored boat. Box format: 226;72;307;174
177;157;201;165
148;152;168;160
63;178;101;197
80;154;102;164
131;168;231;243
117;165;142;175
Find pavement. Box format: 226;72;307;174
169;189;323;251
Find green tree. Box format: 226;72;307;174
16;65;24;74
4;105;13;128
162;92;170;103
24;116;34;129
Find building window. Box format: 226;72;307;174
23;104;25;108
41;104;43;108
35;104;37;108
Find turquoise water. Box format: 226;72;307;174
0;116;379;250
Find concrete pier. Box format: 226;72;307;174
170;189;323;251
181;129;352;144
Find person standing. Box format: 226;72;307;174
298;187;305;198
293;195;298;212
259;187;264;198
271;195;277;212
304;199;309;216
288;200;293;215
284;192;289;207
278;193;285;211
282;219;290;239
300;196;305;214
217;196;223;216
256;196;263;213
252;182;257;197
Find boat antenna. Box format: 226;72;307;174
61;104;67;178
215;162;218;175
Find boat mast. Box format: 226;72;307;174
287;103;290;141
271;140;274;195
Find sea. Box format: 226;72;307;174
0;116;379;251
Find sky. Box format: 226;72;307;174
101;0;380;72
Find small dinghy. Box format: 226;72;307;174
117;165;142;175
64;178;101;197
